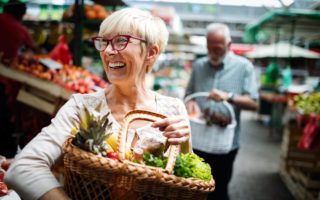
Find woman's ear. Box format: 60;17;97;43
146;45;159;64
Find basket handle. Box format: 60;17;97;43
117;110;179;174
184;92;237;128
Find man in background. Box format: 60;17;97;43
185;23;259;200
0;0;34;63
0;1;35;158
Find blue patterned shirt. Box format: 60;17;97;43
186;51;259;151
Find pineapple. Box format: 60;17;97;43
72;101;113;157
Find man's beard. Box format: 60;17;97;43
210;51;227;67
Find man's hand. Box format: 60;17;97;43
185;100;201;118
207;89;229;102
208;89;259;110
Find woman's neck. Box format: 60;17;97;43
106;84;155;110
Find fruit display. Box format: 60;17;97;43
9;54;109;94
290;93;320;151
63;4;110;20
32;28;48;46
292;92;320;115
297;113;320;151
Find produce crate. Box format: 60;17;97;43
0;64;74;100
280;159;320;200
0;64;74;115
281;125;320;172
288;167;320;189
17;87;56;115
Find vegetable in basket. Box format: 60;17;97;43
135;151;213;181
174;153;212;181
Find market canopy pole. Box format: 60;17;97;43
288;19;296;65
73;0;84;66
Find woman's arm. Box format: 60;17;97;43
4;95;80;200
39;187;71;200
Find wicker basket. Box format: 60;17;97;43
184;92;237;154
63;110;215;200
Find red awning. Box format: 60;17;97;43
230;44;256;55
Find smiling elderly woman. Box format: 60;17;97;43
4;7;192;200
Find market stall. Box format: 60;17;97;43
0;63;73;115
243;10;320;45
279;92;320;200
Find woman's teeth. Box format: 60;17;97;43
109;62;125;69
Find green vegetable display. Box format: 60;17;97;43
135;152;213;181
293;92;320;115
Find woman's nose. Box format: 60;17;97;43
103;44;117;54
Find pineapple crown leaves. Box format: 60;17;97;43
79;101;103;130
78;102;113;146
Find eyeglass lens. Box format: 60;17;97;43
94;35;129;51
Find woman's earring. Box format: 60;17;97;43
146;60;150;64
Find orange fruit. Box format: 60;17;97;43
84;4;91;12
96;10;108;20
92;4;104;13
62;10;70;18
85;10;96;19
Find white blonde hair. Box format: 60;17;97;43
99;8;168;73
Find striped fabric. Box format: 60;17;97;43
186;51;259;152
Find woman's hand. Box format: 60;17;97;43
151;116;190;145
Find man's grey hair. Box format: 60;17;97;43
206;23;232;45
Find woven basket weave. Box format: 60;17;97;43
63;110;215;200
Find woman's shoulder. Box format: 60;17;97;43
71;89;106;109
156;92;181;102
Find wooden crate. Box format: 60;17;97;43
0;64;74;115
17;87;56;115
281;125;320;172
0;64;74;100
280;159;320;200
289;167;320;189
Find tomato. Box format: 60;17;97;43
0;182;8;197
0;169;4;182
107;152;118;160
1;160;11;171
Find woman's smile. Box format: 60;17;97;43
109;61;126;69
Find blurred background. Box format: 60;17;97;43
0;0;319;199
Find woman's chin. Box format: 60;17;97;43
107;76;127;85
